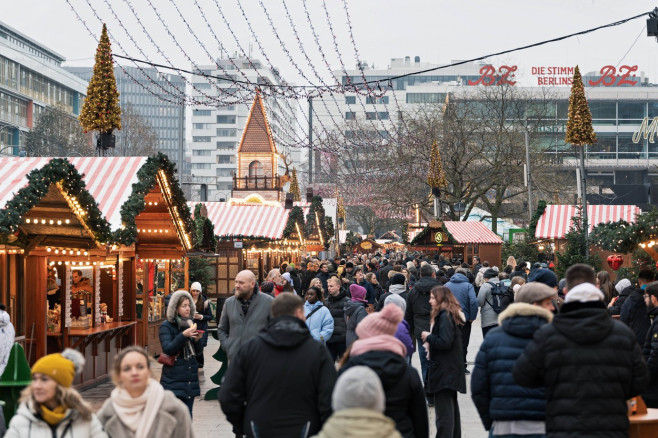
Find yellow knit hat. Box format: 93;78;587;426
31;349;84;388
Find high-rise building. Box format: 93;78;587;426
66;66;187;174
189;56;299;202
0;21;87;155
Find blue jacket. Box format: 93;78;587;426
445;273;478;321
304;301;334;343
471;303;552;430
159;320;200;400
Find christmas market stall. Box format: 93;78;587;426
351;238;384;254
409;220;502;267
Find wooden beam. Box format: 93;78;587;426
24;235;46;255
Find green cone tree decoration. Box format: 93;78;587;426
427;140;447;189
289;168;301;202
79;23;121;134
565;66;596;146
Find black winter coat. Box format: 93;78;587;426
194;295;213;348
471;303;551;430
341;350;429;438
513;301;649;437
324;291;350;344
404;276;439;339
426;309;466;394
159;320;200;400
379;265;393;289
344;300;368;347
642;306;658;407
621;287;651;345
609;286;632;316
376;290;409;312
218;316;336;438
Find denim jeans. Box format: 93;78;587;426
416;337;428;389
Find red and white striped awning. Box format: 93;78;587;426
535;204;641;240
199;201;310;240
0;156;147;230
444;221;503;244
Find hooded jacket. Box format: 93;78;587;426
404;276;439;339
217;287;273;360
471;303;552;431
609;285;632;316
0;309;15;375
513;300;649;437
344;301;368;347
620;287;651;345
311;408;402;438
218;316;337;438
159;290;200;400
304;301;334;343
477;278;501;329
445;273;478;322
5;401;107;438
324;291;350;344
642;305;658;407
375;284;408;312
340;351;428;438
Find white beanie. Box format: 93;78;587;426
565;282;605;303
190;282;202;292
282;272;293;287
385;293;407;314
615;279;631;294
332;366;385;413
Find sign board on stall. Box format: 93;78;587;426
234;241;243;249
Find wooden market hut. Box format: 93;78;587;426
0;154;194;385
351;238;384;254
409;220;503;267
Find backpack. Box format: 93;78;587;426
485;279;514;314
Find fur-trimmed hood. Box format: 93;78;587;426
166;290;196;323
498;302;553;325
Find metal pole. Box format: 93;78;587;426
178;105;185;177
433;197;438;219
308;97;313;184
524;126;533;222
579;146;589;258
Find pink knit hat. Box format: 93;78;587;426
356;304;403;338
349;284;368;303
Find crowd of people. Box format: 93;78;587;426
5;251;658;438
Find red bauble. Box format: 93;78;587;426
607;254;623;271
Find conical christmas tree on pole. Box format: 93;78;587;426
289;168;301;202
79;23;121;156
427;140;447;219
565;65;597;258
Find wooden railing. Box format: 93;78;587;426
232;175;281;190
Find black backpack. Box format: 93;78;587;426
486;279;514;314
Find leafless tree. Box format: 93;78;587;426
111;103;158;157
24;105;93;157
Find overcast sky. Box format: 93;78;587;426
3;0;657;87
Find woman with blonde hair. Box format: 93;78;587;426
5;349;107;437
97;345;195;437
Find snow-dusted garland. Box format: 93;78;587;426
95;265;101;325
118;261;124;317
65;265;72;328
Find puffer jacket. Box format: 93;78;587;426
642;306;658;407
620;287;651;345
324;291;350;344
311;408;402;438
304;301;334;343
404;276;439;339
445;273;478;322
513;299;649;437
344;301;368;347
471;303;552;430
5;401;107;438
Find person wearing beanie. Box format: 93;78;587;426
340;305;428;438
471;283;555;436
6;349;107;438
312;366;401;438
514;264;649;437
608;278;632;315
477;268;503;338
528;268;558;289
344;284;369;347
384;295;414;360
97;346;194;438
375;273;408;312
190;282;213;369
159;290;202;416
444;267;478;375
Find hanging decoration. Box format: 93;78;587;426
65;265;72;329
289;168;301;202
607;254;624;271
565;66;597;147
118;260;124;317
95;265;101;325
427;140;448;194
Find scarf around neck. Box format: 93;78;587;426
111;378;165;438
40;404;68;426
350;334;407;357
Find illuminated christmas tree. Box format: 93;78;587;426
289;168;301;202
565;66;596;146
427;140;447;193
79;24;121;135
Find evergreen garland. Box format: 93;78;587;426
590;208;658;254
0;158;114;244
565;66;597;146
528;200;548;239
401;220;409;244
282;206;306;239
193;203;217;252
555;209;602;278
409;223;456;246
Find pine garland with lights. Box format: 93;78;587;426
79;23;122;134
401;220;410;244
565;66;597;147
304;196;331;249
193;203;217;252
528;200;548;240
282;206;306;239
427;140;448;190
289;168;301;202
591;208;658;254
409;223;456;246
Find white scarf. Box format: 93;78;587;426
111;378;165;438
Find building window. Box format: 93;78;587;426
249;161;263;178
366;96;389;104
345;96;356;104
193;83;212;89
193;163;212;169
406;93;445;104
345;112;356;120
217;115;236;124
217;155;233;164
193;109;212;116
193;150;211;156
193;136;212;142
216;168;233;177
193;123;210;129
378;112;389;120
217;128;237;137
216;141;237;149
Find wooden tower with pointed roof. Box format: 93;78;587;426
232;90;283;202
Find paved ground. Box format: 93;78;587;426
81;319;489;437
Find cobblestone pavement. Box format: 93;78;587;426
81;319;489;437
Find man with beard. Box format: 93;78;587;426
218;270;273;361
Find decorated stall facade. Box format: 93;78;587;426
410;221;502;267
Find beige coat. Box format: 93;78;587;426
311;408;401;438
97;389;194;438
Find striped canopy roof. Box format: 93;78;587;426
443;221;503;244
535;204;641;240
0;156;147;231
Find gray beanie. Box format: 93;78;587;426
385;293;407;314
332;366;385;413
